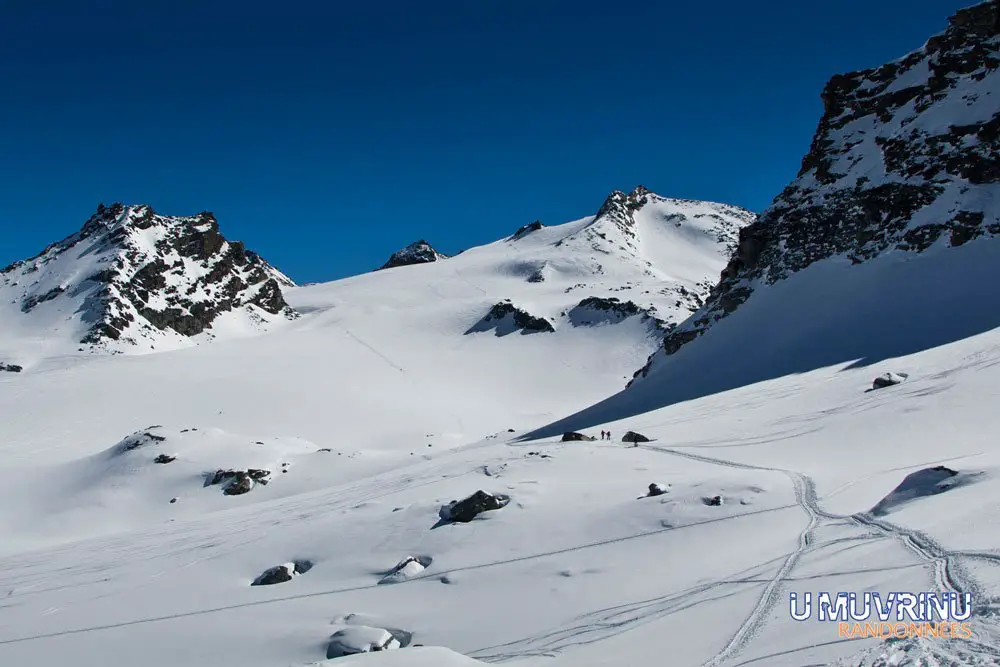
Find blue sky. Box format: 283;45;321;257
0;0;970;283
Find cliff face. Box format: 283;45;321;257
632;1;1000;383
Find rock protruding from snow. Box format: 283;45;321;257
0;203;297;354
327;626;402;658
622;431;650;443
872;372;909;390
378;240;449;270
378;555;432;584
153;454;176;464
567;297;669;331
208;468;271;495
464;301;555;336
631;3;1000;381
704;495;724;506
0;363;22;373
647;483;667;497
509;220;544;241
251;560;313;586
438;490;511;523
561;431;596;442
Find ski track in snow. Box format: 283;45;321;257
637;444;1000;666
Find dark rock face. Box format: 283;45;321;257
251;560;313;586
630;2;1000;384
208;468;271;495
622;431;650;443
439;490;511;523
1;203;297;351
568;297;670;332
872;372;909;390
561;431;596;442
377;240;448;270
0;363;22;373
510;220;544;240
465;301;555;336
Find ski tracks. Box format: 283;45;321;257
639;443;1000;667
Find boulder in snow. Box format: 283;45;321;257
378;555;433;584
327;626;402;658
439;490;511;523
704;495;724;506
872;372;909;390
251;560;313;586
561;431;596;442
154;454;176;464
0;363;22;373
647;483;668;497
209;468;271;495
622;431;650;443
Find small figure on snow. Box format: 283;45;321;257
600;430;606;440
606;431;612;441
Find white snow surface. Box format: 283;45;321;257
3;193;1000;667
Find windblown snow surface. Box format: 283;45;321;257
2;195;1000;667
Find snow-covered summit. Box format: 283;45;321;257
628;0;1000;385
554;185;755;278
378;240;450;270
0;203;297;364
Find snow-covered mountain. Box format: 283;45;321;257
378;240;450;270
4;4;1000;667
593;0;1000;408
0;203;296;366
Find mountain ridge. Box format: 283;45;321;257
627;0;1000;387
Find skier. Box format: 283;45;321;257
607;431;612;441
600;430;606;440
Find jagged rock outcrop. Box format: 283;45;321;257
465;300;555;336
630;2;1000;386
377;240;449;270
0;203;297;352
510;220;544;240
567;296;671;331
207;468;271;495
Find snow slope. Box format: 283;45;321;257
3;300;1000;667
3;4;1000;666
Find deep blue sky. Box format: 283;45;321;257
0;0;970;283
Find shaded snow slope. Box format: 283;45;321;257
0;203;296;365
527;229;1000;435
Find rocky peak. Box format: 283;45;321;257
594;185;655;227
1;203;297;352
630;1;1000;384
378;240;449;270
510;220;544;241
